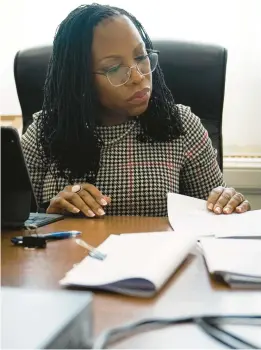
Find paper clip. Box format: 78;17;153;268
75;239;107;261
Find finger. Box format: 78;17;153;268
223;192;245;214
104;195;112;204
78;190;106;216
236;199;250;213
82;183;109;206
207;186;224;211
213;187;236;214
61;192;96;217
47;196;80;215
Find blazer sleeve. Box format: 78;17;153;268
179;105;225;199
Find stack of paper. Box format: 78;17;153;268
168;193;261;238
200;238;261;288
60;232;196;297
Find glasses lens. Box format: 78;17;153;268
138;52;158;75
107;67;130;87
106;52;159;86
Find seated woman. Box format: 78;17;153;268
22;3;250;217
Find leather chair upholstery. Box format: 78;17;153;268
14;40;227;170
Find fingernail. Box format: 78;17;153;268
208;203;214;210
215;206;222;214
237;207;242;212
223;207;231;214
72;207;80;213
100;198;107;206
87;210;95;217
97;208;105;216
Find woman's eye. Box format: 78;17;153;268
106;65;121;73
135;54;148;61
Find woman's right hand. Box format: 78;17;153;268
46;183;111;217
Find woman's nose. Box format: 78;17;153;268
128;65;144;84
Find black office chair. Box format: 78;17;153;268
14;40;227;170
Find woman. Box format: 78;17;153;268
22;3;250;217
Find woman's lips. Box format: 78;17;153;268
127;88;150;104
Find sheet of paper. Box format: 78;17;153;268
167;193;261;237
200;238;261;277
60;232;196;291
215;209;261;238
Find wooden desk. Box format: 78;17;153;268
2;217;260;348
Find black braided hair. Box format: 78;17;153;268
39;3;183;183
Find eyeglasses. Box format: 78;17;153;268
94;50;159;87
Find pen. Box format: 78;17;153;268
75;238;107;260
11;231;81;245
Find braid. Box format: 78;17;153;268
39;3;183;181
111;6;183;142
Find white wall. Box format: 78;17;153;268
1;0;261;156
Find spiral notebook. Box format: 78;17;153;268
60;232;196;297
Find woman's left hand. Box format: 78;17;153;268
207;186;251;214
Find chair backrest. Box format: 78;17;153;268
14;40;227;170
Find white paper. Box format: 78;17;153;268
200;238;261;278
168;193;261;238
215;210;261;238
60;232;196;296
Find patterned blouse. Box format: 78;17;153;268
21;104;224;216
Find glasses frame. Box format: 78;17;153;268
93;49;159;87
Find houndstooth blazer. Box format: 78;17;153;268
21;104;224;216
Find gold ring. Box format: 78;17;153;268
71;184;82;193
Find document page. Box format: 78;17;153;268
168;193;261;238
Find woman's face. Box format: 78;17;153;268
92;15;152;122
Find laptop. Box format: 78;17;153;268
1;126;64;228
1;287;93;349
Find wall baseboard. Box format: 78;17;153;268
223;157;261;191
0;115;22;130
223;157;261;209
